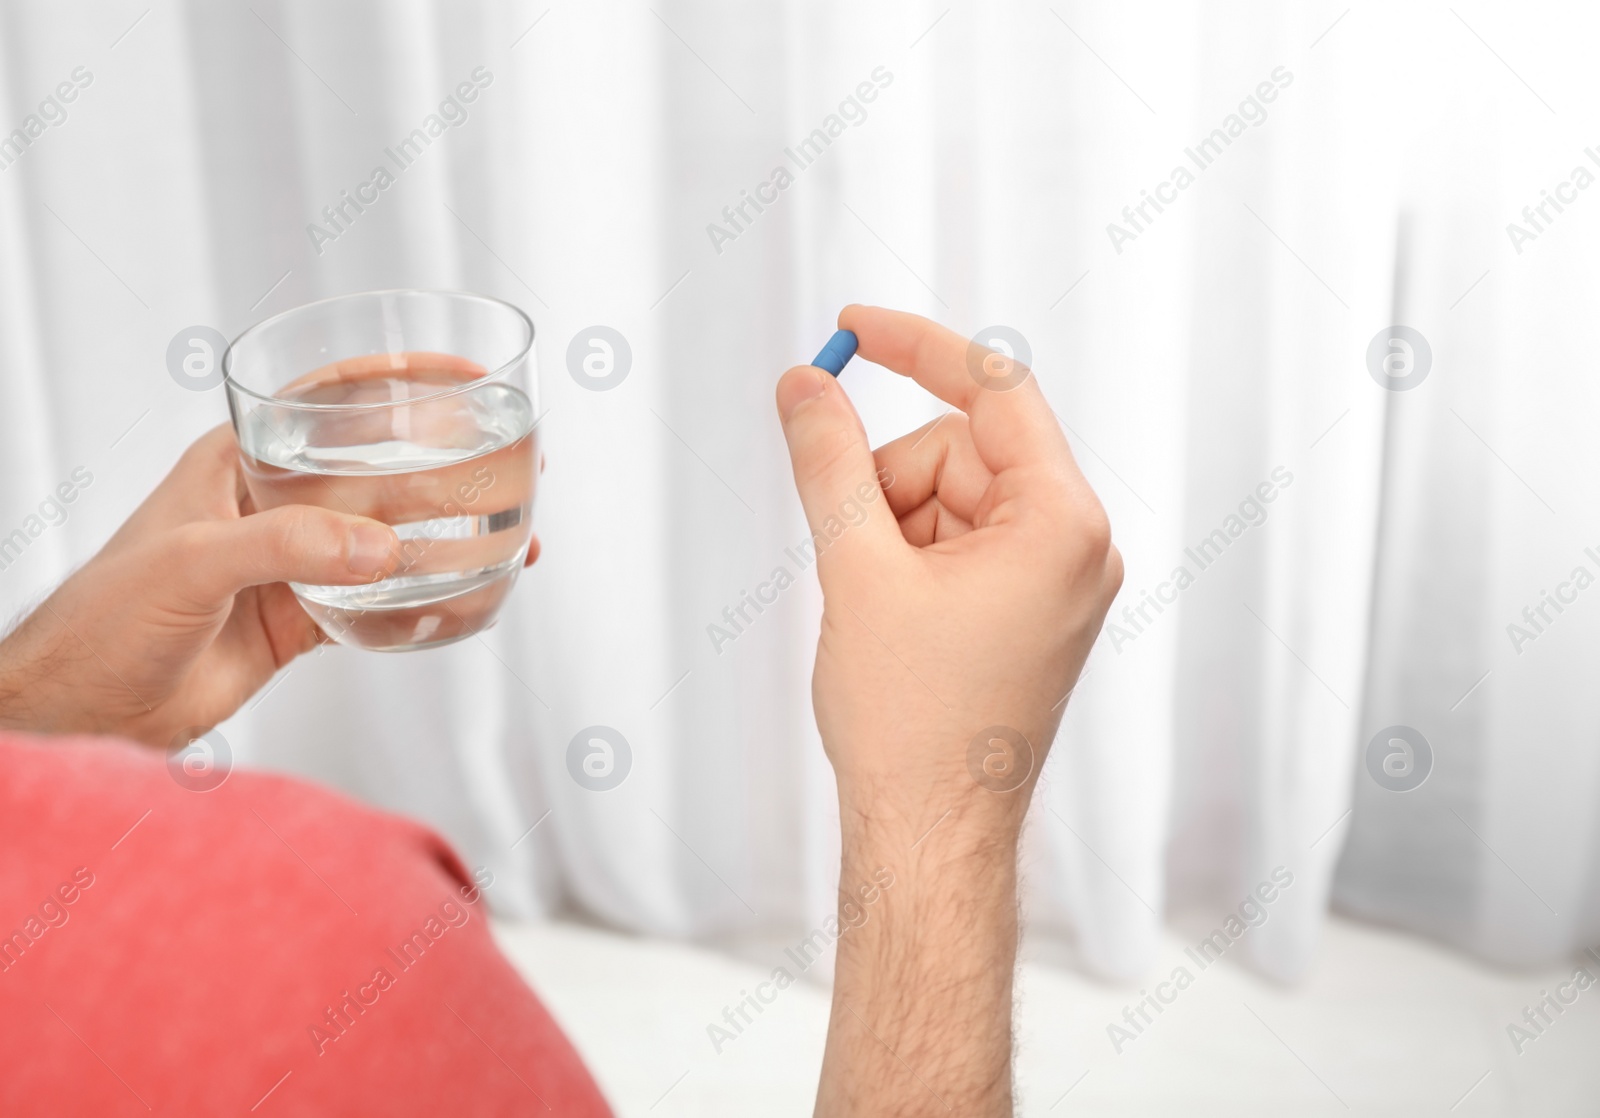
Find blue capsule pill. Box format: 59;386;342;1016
811;329;858;377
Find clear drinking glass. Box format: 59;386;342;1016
224;289;538;653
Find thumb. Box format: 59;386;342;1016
163;505;401;607
775;364;900;570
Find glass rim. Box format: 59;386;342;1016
222;288;535;412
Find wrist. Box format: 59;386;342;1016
836;773;1031;856
834;782;1023;980
0;607;103;738
827;715;1048;848
0;622;45;733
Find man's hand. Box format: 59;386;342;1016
777;306;1121;1115
0;425;531;747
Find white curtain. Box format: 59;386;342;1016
2;0;1596;984
1331;5;1600;967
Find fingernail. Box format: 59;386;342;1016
346;523;396;577
779;366;829;422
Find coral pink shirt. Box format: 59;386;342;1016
0;734;610;1117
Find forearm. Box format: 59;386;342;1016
817;795;1022;1117
0;594;134;738
779;306;1118;1117
0;612;67;733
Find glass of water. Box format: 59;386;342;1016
224;289;538;652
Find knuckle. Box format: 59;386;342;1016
797;424;861;491
166;522;211;569
160;524;225;606
1053;489;1116;585
1077;504;1113;558
182;425;236;471
1102;541;1126;600
269;505;336;569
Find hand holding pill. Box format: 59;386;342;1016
779;305;1121;828
778;305;1122;1113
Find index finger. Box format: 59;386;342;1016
839;304;1075;477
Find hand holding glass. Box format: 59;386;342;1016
224;290;538;652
